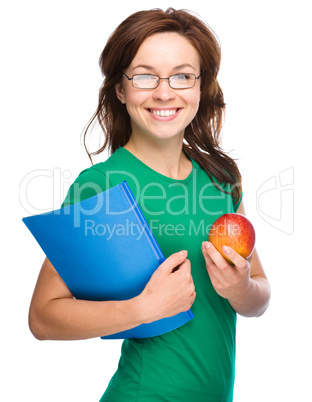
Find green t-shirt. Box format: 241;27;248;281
63;147;242;402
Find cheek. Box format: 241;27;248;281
124;90;145;109
195;88;201;105
124;94;148;128
182;92;201;127
188;91;201;115
125;92;151;121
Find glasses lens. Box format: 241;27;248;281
169;74;196;89
132;74;158;89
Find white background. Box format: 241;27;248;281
1;0;310;401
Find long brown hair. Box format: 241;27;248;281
83;8;242;204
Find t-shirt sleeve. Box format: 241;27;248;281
61;167;112;208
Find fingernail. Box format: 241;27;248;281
203;242;211;249
223;245;231;254
179;250;188;256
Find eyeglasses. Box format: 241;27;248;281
122;72;201;89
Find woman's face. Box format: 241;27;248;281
116;32;201;145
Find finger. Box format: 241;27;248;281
202;242;245;282
222;246;249;270
190;290;197;307
202;242;230;285
158;250;188;275
201;242;215;267
202;242;231;271
173;260;193;285
203;244;240;296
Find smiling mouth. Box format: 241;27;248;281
149;109;179;117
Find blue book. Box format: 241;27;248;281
22;181;194;339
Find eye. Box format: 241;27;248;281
174;73;192;81
136;74;156;81
132;74;159;88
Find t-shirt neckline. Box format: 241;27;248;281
118;147;195;184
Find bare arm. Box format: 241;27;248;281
202;201;271;317
29;251;195;340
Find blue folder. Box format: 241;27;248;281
23;181;194;339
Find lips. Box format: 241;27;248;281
148;108;179;117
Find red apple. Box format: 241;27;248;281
208;213;256;264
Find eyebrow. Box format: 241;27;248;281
132;63;196;72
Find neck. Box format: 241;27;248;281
123;136;192;180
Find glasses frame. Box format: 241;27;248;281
122;72;201;90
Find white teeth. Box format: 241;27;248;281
151;109;177;116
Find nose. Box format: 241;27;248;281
153;79;175;102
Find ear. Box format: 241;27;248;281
115;83;126;104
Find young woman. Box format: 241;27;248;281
29;8;271;401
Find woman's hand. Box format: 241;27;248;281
202;241;271;317
138;250;196;323
202;241;253;304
